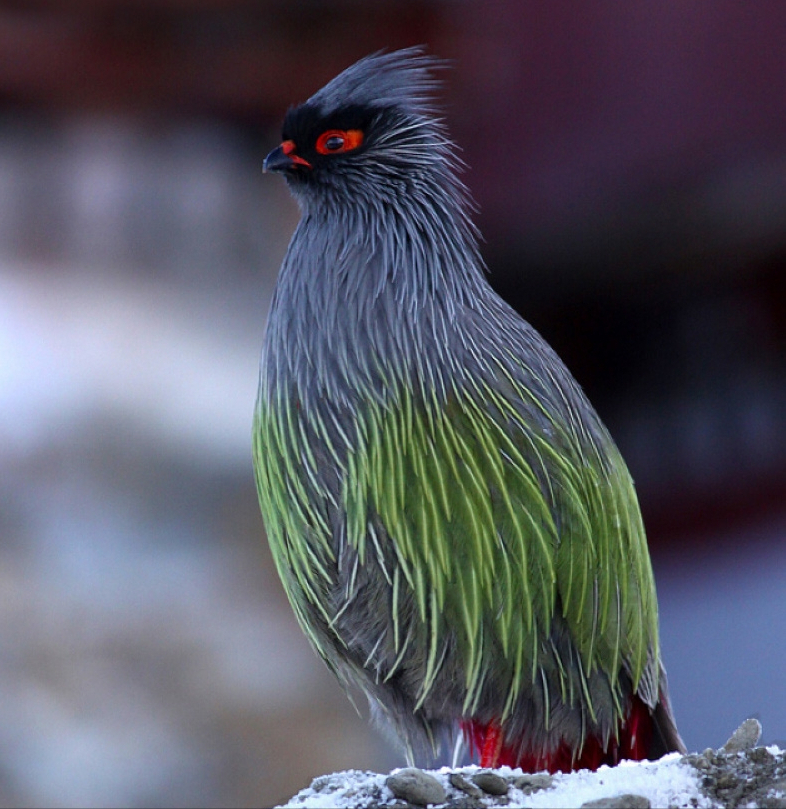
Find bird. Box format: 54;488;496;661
254;47;686;773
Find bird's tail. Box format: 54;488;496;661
461;688;686;773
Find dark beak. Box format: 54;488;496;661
264;140;312;173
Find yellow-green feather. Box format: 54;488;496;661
254;364;659;723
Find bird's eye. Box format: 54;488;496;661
324;135;345;151
315;129;364;155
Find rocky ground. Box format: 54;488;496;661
281;720;786;809
687;720;786;809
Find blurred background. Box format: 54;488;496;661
1;1;785;806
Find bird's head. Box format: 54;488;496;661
264;47;458;207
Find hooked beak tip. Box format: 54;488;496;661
264;141;312;173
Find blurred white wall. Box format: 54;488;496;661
0;116;396;808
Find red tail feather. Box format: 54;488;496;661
461;696;653;773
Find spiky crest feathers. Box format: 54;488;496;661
305;47;448;126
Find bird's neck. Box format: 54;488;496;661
264;180;489;406
307;175;488;308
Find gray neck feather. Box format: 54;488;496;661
263;155;494;410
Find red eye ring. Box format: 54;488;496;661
315;129;364;155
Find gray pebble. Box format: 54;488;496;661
580;794;651;809
749;746;773;763
513;773;554;794
691;753;711;771
472;770;509;796
386;768;446;807
448;772;483;799
723;718;762;753
715;772;739;790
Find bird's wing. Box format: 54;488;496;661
345;318;660;719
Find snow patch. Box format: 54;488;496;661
280;755;711;809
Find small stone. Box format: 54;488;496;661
472;770;509;796
386;768;446;807
310;774;332;792
723;718;762;753
749;746;774;763
715;772;738;790
514;773;554;794
691;753;711;771
449;772;483;799
580;794;651;809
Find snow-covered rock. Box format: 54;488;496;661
279;725;786;809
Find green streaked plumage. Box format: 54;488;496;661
254;361;658;725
